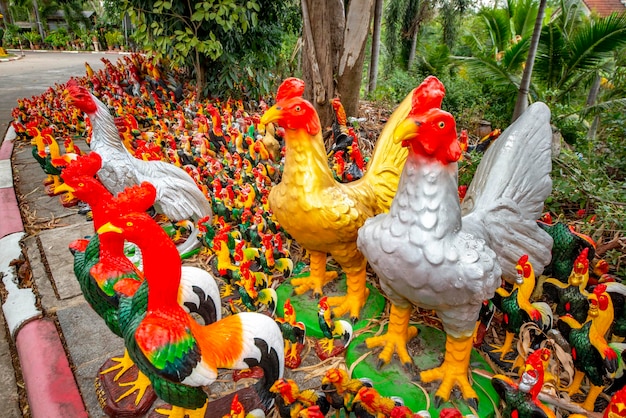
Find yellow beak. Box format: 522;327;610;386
393;117;420;144
97;222;123;235
53;183;75;194
260;105;283;125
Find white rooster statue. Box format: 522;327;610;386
357;80;553;410
65;80;212;254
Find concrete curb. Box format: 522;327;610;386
0;126;88;417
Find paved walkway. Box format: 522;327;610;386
0;50;125;418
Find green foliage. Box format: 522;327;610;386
547;146;626;237
2;24;21;48
23;31;42;47
45;28;71;48
104;30;124;48
124;0;295;99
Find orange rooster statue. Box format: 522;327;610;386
65;80;212;255
260;76;445;321
356;80;553;409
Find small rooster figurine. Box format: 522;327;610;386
269;378;330;418
315;296;353;360
557;284;620;412
490;255;553;364
260;77;446;320
97;182;284;417
491;348;556;418
357;82;553;408
223;393;266;418
543;248;591;324
321;368;372;416
275;298;306;369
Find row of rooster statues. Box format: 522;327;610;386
10;52;626;418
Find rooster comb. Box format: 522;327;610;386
114;182;157;215
574;248;589;274
409;76;446;117
62;152;102;180
276;78;305;102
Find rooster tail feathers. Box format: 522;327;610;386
179;266;222;325
461;102;554;281
359;88;413;212
532;301;554;332
238;312;285;409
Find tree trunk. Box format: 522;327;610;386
336;0;374;117
301;0;340;128
367;0;383;94
301;0;374;128
0;1;13;25
586;73;601;140
512;0;546;122
407;27;418;69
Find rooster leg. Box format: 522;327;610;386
420;333;479;408
567;370;585;397
490;330;515;360
365;304;417;367
154;400;208;418
100;349;134;381
328;269;369;320
581;384;603;411
291;251;337;296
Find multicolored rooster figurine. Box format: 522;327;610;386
356;79;553;409
315;296;353;360
491;348;556;418
557;284;622;412
58;152;224;413
490;255;553;365
543;248;592;324
275;298;306;369
97;182;284;417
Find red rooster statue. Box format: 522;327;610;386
97;182;284;416
357;80;553;409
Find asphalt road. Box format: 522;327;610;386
0;50;110;141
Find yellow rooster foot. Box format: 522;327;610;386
328;287;369;322
367;327;418;370
101;350;134;381
220;283;234;298
419;335;478;410
154;400;208;418
115;371;152;404
291;270;337;297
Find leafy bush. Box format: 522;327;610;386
45;29;71;49
23;31;41;48
104;31;124;49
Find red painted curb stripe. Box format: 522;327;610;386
16;319;88;418
0;138;13;160
0;187;24;239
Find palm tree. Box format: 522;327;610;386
457;0;626;125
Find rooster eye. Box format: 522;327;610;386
295;106;301;112
438;121;445;128
126;222;133;227
78;182;84;187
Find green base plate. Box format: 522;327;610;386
345;324;500;417
275;270;386;339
